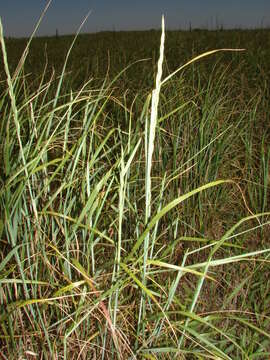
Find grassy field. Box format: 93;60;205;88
0;18;270;359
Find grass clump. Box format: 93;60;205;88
0;16;270;360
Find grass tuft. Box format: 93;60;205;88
0;16;270;360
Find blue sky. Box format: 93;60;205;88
1;0;270;37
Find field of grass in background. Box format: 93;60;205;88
0;17;270;360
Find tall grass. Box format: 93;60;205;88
0;15;270;360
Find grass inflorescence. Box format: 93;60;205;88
0;15;270;360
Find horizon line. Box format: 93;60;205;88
4;25;270;40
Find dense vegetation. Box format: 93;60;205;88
0;23;270;359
